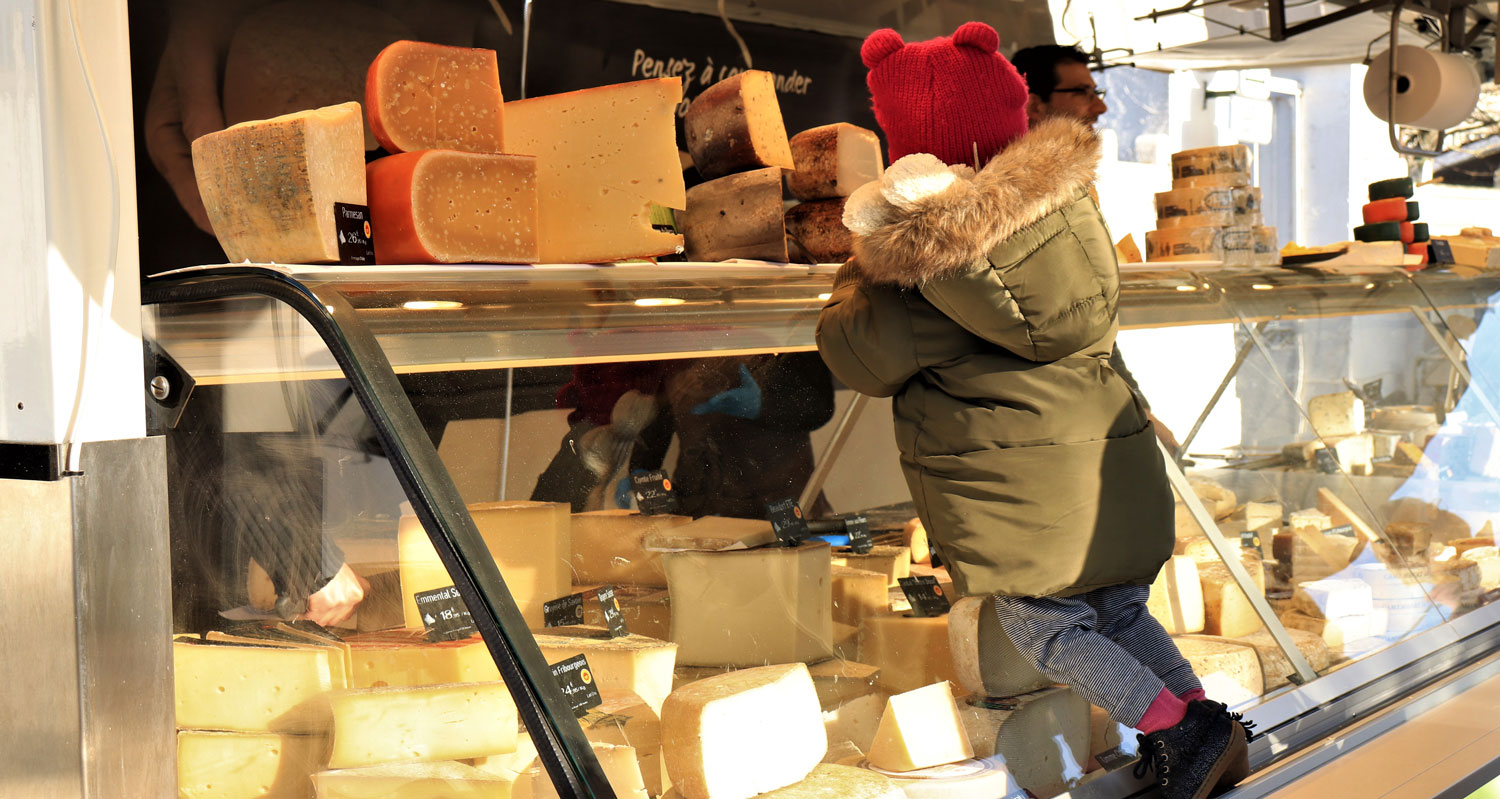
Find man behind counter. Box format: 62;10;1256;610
1012;44;1180;452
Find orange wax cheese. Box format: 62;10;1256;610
365;40;504;154
367;150;539;264
191;101;367;264
1400;221;1416;244
1362;197;1409;224
503;78;687;263
685;70;796;181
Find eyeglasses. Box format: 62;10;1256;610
1052;87;1107;99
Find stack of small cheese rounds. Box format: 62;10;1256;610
1145;144;1279;267
782;124;886;263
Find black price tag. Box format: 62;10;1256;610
1096;746;1138;771
1362;378;1384;406
550;654;603;717
334;202;375;265
1429;238;1454;265
413;585;477;642
1327;524;1356;538
632;470;677;515
767;499;810;545
596;587;629;638
844;514;873;554
899;575;951;617
1240;530;1262;550
544;592;587;628
1314;447;1341;474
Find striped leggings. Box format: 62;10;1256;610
992;584;1202;728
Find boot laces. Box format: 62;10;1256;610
1203;699;1258;741
1132;733;1171;788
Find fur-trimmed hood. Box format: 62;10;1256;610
843;117;1102;288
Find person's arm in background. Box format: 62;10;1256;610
1111;343;1180;453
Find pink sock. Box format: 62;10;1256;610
1180;688;1207;703
1136;687;1188;734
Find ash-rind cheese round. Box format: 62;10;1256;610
1170;144;1250;181
1156;186;1236;219
1173;171;1251;190
685;70;796;181
785;123;884;201
1146;226;1225;262
785;198;853;263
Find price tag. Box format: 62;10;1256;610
413;585;477;642
844;514;873;554
333;203;375;265
1314;447;1341;474
899;575;951;617
632;470;677;515
549;654;603;717
543;592;588;628
1240;530;1262;550
767;499;811;545
1096;746;1138;771
1429;238;1454;265
596;587;629;638
1327;524;1356;538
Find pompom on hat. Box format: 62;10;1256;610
862;22;1029;168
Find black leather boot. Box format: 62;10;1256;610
1133;699;1249;799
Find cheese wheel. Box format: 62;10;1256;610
1369;176;1414;200
947;596;1052;699
1147;556;1205;634
1407;242;1430;266
685;70;796;180
1232;186;1262;216
1155;186;1236;219
1145;226;1224;262
1412;222;1430;242
1170;144;1250;180
1158;211;1233;229
1173;171;1251;189
366;150;539;264
682;167;789;262
785;198;853;263
786;123;884;200
1252;227;1281;266
365;40;504;154
1363;197;1409;224
1172;635;1264;704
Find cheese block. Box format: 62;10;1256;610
1297;578;1374;619
177;730;327;799
1433;556;1483;610
344;631;497;688
1155;186;1236;220
1280;611;1375;657
471;730;539;777
503;78;686;263
859;614;961;694
958;689;1089;795
663;764;903;799
192;102;366;264
1157;211;1233;229
1382;521;1432;559
324;682;519;768
785;198;853;263
366;150;538;264
174;640;337;733
312;761;512;798
674;659;883;711
531;629;677;715
1309;391;1365;438
1325;433;1374;476
832;546;911;587
1187;478;1236;520
398;501;570;630
664;542;833;667
1191;629;1331;691
643;515;778;552
1199;550;1267;638
902;518;931;565
204;631;352;691
1146;226;1224;262
1171;144;1250;180
365;41;504;154
1462;546;1500;589
868;682;974;772
580;585;672;641
823;691;889;754
785;124;883;200
570;510;695;588
1172;171;1251;189
684;70;796;180
1315;488;1381;545
833;566;892;628
509;742;648;799
579;694;666;797
1115;233;1144;264
1172;636;1264;705
1233;186;1262;216
948;596;1052;699
662;663;825;799
682;167;788;262
1147;556;1205;635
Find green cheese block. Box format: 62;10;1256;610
1354;221;1403;242
1412;222;1429;242
1406;200;1420;220
1369;177;1414;201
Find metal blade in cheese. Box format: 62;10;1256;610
832;546;911;587
313;761;513;798
531;628;677;715
957;688;1089;796
366;150;539;264
174;640;337;733
177;730;327;799
398;501;570;629
662;663;825;799
1171;636;1263;705
663;763;904;799
365;40;504;154
786;124;884;201
833;566;891;628
324;682;519;768
344;630;498;689
503;79;686;263
191;102;366;264
685;70;795;180
1199;550;1266;638
570;510;695;587
682;167;788;262
947;596;1052;699
664;542;833;667
1308;390;1366;438
858;614;960;695
1146;555;1204;635
785;198;853;264
867;682;974;773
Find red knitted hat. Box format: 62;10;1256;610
862;22;1029;168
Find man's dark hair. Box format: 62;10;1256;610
1010;44;1091;100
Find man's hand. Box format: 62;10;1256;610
1148;410;1181;455
303;563;369;627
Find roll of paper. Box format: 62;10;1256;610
1364;45;1480;131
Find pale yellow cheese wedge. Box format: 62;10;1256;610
344;630;498;689
325;682;518;769
531;629;677;716
177;730;327;799
858;614;960;695
570;511;694;587
866;682;974;773
174;640;337;734
312;761;513;798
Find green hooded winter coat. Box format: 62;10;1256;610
816;117;1174;598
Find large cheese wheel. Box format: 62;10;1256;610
948;596;1052;699
682;167;788;262
366;150;539;264
1172;635;1264;704
785;198;853;263
365;40;504;154
685;70;796;180
1170;144;1250;181
785;123;884;201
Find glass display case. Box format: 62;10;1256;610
142;261;1500;799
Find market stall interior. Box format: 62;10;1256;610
10;0;1500;797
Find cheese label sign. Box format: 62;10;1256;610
1327;524;1356;538
632;470;677;515
1314;447;1341;474
1096;746;1138;771
414;585;477;642
844;514;874;554
899;575;951;617
597;586;629;638
334;203;376;265
1241;530;1262;550
544;592;588;628
550;654;603;717
767;498;811;545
